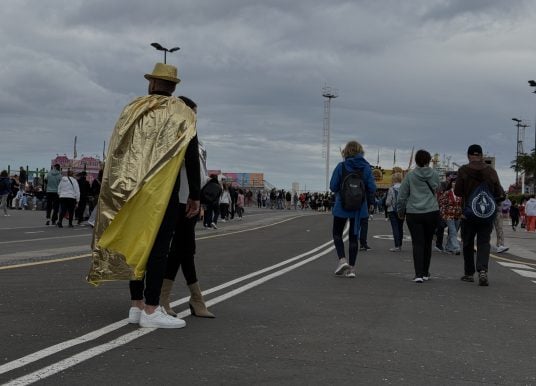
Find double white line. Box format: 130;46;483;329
1;235;344;385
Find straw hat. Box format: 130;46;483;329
144;63;180;84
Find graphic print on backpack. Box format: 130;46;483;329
463;182;496;222
340;166;365;211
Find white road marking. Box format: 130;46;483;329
496;262;535;270
0;237;340;378
0;234;92;245
511;269;536;279
23;231;45;234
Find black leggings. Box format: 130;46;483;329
406;211;439;277
332;216;358;266
58;198;76;226
130;177;181;306
165;203;198;285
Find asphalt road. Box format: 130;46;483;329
1;208;535;385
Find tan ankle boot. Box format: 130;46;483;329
160;279;177;317
188;282;215;318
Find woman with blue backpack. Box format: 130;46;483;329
329;140;376;278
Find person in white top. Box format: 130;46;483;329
525;195;536;232
219;183;232;221
57;170;80;228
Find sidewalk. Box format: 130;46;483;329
492;218;536;261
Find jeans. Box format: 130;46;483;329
406;211;439;278
444;219;460;253
493;213;504;246
388;211;404;247
0;194;8;215
460;219;493;274
332;216;358;266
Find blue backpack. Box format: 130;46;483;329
463;182;496;222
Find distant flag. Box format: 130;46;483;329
407;147;415;170
73;136;77;159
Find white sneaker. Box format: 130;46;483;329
496;245;509;253
334;260;350;276
423;275;430;281
345;269;356;278
139;306;186;329
128;307;142;324
389;247;401;252
413;277;424;283
211;222;218;229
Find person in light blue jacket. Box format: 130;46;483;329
397;149;440;283
330;140;376;278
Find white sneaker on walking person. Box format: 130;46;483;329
496;245;509;253
139;306;186;328
334;259;350;276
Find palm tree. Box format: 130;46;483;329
512;148;536;193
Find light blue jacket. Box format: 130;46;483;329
397;166;439;214
46;169;62;193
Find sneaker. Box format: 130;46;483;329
211;222;218;229
128;307;143;324
433;246;444;252
334;260;350;276
139;306;186;328
478;271;489;286
46;220;50;225
460;275;474;282
496;245;509;253
345;268;356;278
454;251;461;255
413;277;424;283
389;247;401;252
423;275;430;281
360;245;372;251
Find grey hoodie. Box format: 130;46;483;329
397;166;440;214
46;169;62;193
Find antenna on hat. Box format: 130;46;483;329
150;42;180;64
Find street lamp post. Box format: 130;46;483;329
512;118;529;187
150;42;180;64
529;80;536;152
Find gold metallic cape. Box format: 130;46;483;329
87;95;196;285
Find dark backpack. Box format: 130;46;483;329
340;165;365;211
200;181;222;205
463;181;496;222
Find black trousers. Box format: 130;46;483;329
332;216;358;266
359;217;369;246
45;192;60;223
58;198;76;226
406;211;439;278
129;178;181;306
75;196;88;223
165;203;198;285
460;219;493;275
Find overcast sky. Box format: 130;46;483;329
1;0;536;191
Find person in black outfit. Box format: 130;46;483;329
160;96;214;318
510;201;520;231
75;171;90;224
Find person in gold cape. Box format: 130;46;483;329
87;62;199;329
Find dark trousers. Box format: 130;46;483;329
406;211;439;278
435;220;446;248
203;203;219;227
220;203;230;220
130;178;181;306
332;216;358;266
511;216;519;228
460;219;493;275
165;203;198;285
75;197;88;223
46;192;60;223
58;198;76;226
388;211;404;247
359;217;369;247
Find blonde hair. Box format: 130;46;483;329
342;141;364;159
392;172;402;183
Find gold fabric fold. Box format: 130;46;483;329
87;95;196;285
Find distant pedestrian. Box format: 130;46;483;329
525;195;536;232
509;201;520;231
75;171;90;225
236;189;245;219
385;172;404;251
455;144;504;286
0;170;10;216
45;164;62;225
330;140;376;278
397;149;440;283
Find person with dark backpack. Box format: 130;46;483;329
455;144;504;286
329;140;376;278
